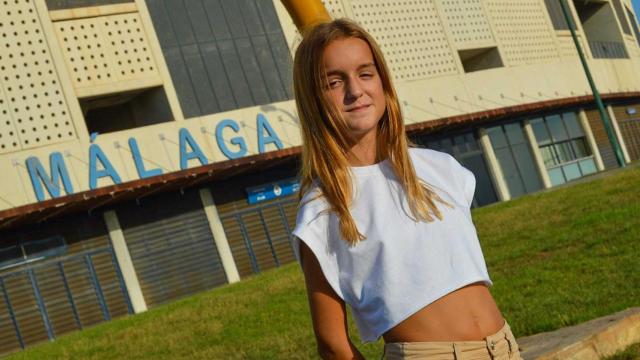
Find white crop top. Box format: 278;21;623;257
291;147;493;343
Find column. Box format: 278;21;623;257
523;120;552;189
478;128;511;202
199;188;241;284
578;109;605;171
606;105;632;164
103;210;147;314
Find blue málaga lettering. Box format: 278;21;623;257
179;128;208;170
25;152;74;201
89;144;122;189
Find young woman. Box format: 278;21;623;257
291;18;523;360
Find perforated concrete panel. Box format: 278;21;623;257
0;0;76;153
321;0;347;18
485;0;560;66
53;12;159;93
438;0;495;49
351;0;458;81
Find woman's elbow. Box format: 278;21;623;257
317;340;358;360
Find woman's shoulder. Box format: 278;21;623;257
408;147;459;176
408;147;476;207
295;183;330;227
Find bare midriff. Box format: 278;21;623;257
382;281;505;343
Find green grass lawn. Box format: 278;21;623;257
603;342;640;360
7;165;640;359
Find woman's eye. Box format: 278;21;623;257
361;73;373;78
328;80;342;88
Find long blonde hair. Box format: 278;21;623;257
293;19;451;245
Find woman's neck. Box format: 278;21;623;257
346;130;379;166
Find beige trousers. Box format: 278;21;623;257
383;320;523;360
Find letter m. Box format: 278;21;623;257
25;152;74;201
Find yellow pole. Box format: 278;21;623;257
280;0;331;34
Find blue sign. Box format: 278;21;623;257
246;178;300;204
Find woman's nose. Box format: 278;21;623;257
345;79;363;101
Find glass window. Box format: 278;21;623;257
571;138;591;158
531;118;551;145
562;112;584;138
440;138;454;155
487;126;507;149
540;145;558;168
579;158;597;175
453;134;468;154
0;244;24;269
426;140;441;151
0;237;66;270
548;167;566;186
562;163;582;182
554;142;575;163
546;114;569;142
504;123;525;145
465;133;479;151
23;236;66;259
536;112;597;186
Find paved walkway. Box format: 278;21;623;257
516;307;640;360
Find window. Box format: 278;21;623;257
573;0;629;59
626;6;640;47
612;0;631;35
543;0;577;30
458;47;504;73
0;236;67;271
530;112;597;186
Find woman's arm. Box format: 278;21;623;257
299;240;365;360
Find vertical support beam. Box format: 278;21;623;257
607;105;632;164
27;268;55;340
579;110;605;171
58;262;83;330
478;128;511;202
28;269;55;341
84;254;111;321
523;121;552;189
0;279;25;349
258;209;280;267
199;188;241;284
103;210;147;313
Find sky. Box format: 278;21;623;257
634;0;640;23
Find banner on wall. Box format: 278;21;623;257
246;178;300;204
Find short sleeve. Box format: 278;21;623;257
290;191;345;300
449;156;476;208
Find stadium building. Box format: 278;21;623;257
0;0;639;354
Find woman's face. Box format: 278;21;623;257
322;37;386;142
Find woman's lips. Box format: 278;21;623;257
346;104;371;112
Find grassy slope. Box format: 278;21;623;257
8;166;640;359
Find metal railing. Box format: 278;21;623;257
588;40;629;59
